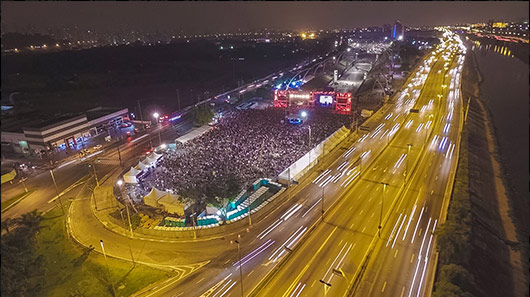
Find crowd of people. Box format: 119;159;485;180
130;107;352;205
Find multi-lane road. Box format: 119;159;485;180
195;32;465;297
2;33;466;297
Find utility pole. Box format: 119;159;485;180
91;162;99;187
235;235;244;297
176;89;181;111
138;99;153;148
137;100;145;131
191;213;197;239
321;185;325;219
100;240;117;297
248;195;252;226
125;202;134;237
117;145;122;167
379;182;389;238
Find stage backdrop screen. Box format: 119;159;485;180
319;95;334;105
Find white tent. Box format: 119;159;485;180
143;188;166;207
123;167;141;184
158;193;185;216
146;153;160;164
205;206;219;215
137;159;151;169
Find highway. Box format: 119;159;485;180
250;33;465;297
135;35;461;297
354;34;466;297
1;34;467;297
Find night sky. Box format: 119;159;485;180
2;1;528;34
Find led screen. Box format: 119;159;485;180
319;95;334;105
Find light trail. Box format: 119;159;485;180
402;205;417;240
258;219;282;239
233;239;275;267
313;169;331;184
281;204;303;221
302;198;321;218
411;206;425;244
415;123;424;133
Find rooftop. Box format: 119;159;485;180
86;106;127;121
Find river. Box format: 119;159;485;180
469;37;528;209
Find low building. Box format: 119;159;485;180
1;106;128;155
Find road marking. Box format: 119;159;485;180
371;212;375;218
350;222;355;229
394;249;399;258
197;277;205;284
382;281;387;292
401;286;406;297
282;226;337;297
410;254;415;263
224;259;231;265
362;226;366;233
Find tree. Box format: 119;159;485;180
192;105;215;127
1;218;14;234
433;280;474;297
438;264;475;293
435;221;470;265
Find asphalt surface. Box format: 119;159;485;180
0;37;466;297
252;34;465;297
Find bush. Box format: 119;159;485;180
433;264;475;297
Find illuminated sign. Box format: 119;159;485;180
319;95;334;105
289;93;311;99
492;22;507;28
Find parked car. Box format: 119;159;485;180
93;144;103;150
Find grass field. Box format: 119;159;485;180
30;203;173;297
1;189;35;212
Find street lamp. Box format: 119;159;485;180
234;235;244;297
152;112;162;145
319;279;332;296
190;212;197;239
307;126;312;147
100;240;116;296
378;182;389;238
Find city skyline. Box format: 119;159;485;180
2;2;528;35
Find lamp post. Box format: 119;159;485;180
234;235;244;297
49;169;65;215
308;126;312;147
321;184;326;220
191;212;197;239
152;112;162;146
378;182;389;238
117;180;134;237
248;194;253;226
100;240;117;297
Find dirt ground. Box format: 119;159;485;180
460;50;528;297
